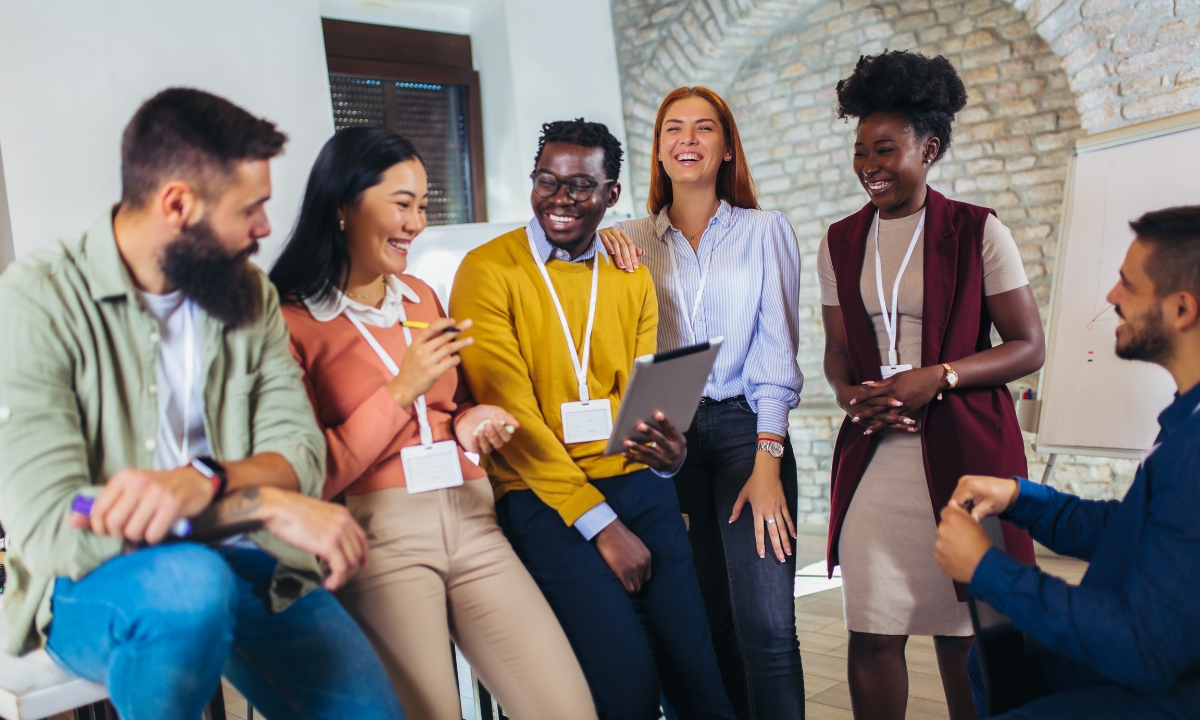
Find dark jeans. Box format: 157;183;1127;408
47;544;405;720
968;643;1182;719
675;398;805;720
496;469;736;720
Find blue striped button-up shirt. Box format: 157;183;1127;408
616;201;803;436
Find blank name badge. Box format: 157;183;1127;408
880;364;913;379
561;399;613;444
401;440;465;494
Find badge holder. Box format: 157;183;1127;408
874;211;925;382
349;314;464;494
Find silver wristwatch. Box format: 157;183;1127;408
756;439;784;459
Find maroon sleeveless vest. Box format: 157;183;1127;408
826;188;1034;595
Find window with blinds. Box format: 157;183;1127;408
323;19;487;225
330;76;474;225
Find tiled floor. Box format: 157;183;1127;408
44;538;1088;720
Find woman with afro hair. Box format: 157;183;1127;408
818;51;1044;719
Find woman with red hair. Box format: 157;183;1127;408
600;86;804;719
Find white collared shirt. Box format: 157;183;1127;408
303;275;422;326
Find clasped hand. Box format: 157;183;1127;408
841;364;944;435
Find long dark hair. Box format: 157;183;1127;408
270;126;422;305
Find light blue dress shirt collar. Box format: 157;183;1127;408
651;199;735;242
527;217;608;264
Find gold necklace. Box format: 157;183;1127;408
346;277;386;302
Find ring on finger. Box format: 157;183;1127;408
766;518;776;525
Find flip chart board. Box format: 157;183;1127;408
1036;109;1200;458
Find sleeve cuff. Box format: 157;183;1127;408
1003;477;1055;528
651;447;687;479
574;502;618;540
753;397;792;437
968;546;1023;608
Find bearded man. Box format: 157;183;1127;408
934;205;1200;719
0;88;405;719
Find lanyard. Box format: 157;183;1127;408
666;231;715;346
160;301;196;466
873;210;926;367
348;314;434;448
527;233;601;402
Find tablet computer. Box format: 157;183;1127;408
604;337;723;455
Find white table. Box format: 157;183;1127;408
0;603;107;720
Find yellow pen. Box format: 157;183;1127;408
401;320;461;333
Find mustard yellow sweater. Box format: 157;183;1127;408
449;227;657;525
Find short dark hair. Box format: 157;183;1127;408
836;51;967;163
1131;205;1200;298
534;118;623;183
270;126;422;305
120;88;288;209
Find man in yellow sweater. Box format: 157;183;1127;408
450;120;735;720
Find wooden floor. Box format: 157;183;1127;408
43;541;1088;720
793;535;1088;719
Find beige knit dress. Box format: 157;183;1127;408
817;210;1028;636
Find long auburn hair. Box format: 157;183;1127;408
647;86;758;215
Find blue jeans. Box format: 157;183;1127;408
496;470;736;720
46;544;405;720
674;399;804;719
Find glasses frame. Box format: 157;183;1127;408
529;171;616;202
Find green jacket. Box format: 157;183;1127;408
0;213;327;655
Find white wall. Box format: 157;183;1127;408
0;0;633;265
320;0;634;223
0;0;336;265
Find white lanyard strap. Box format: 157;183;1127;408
527;233;601;403
873;210;926;367
348;314;434;447
666;232;715;346
161;301;196;466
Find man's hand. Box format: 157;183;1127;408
950;475;1021;520
594;519;652;594
254;487;369;591
620;412;686;474
68;467;214;544
935;503;994;583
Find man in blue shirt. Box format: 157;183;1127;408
934;205;1200;719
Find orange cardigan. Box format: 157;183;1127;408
282;276;486;500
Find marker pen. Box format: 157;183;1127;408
400;320;461;333
71;494;192;537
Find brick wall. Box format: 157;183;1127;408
612;0;1200;526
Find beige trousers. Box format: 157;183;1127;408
337;480;596;720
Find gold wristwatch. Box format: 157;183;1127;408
937;362;959;401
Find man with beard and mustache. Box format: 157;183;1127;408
0;88;405;719
933;205;1200;718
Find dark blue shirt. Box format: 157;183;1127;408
971;382;1200;715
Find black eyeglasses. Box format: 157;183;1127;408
530;171;614;202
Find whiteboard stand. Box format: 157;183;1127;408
1034;108;1200;460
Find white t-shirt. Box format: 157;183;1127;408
139;290;209;471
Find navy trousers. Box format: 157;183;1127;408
496;469;736;720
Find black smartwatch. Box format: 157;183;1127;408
191;456;229;501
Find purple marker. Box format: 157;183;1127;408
72;494;192;537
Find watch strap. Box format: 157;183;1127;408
191;456;228;501
756;437;785;459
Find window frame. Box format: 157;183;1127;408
323;19;487;223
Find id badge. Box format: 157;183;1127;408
401;440;465;494
880;364;913;379
561;399;613;444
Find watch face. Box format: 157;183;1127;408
947;371;959;387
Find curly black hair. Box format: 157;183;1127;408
534;118;624;183
836;51;967;162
